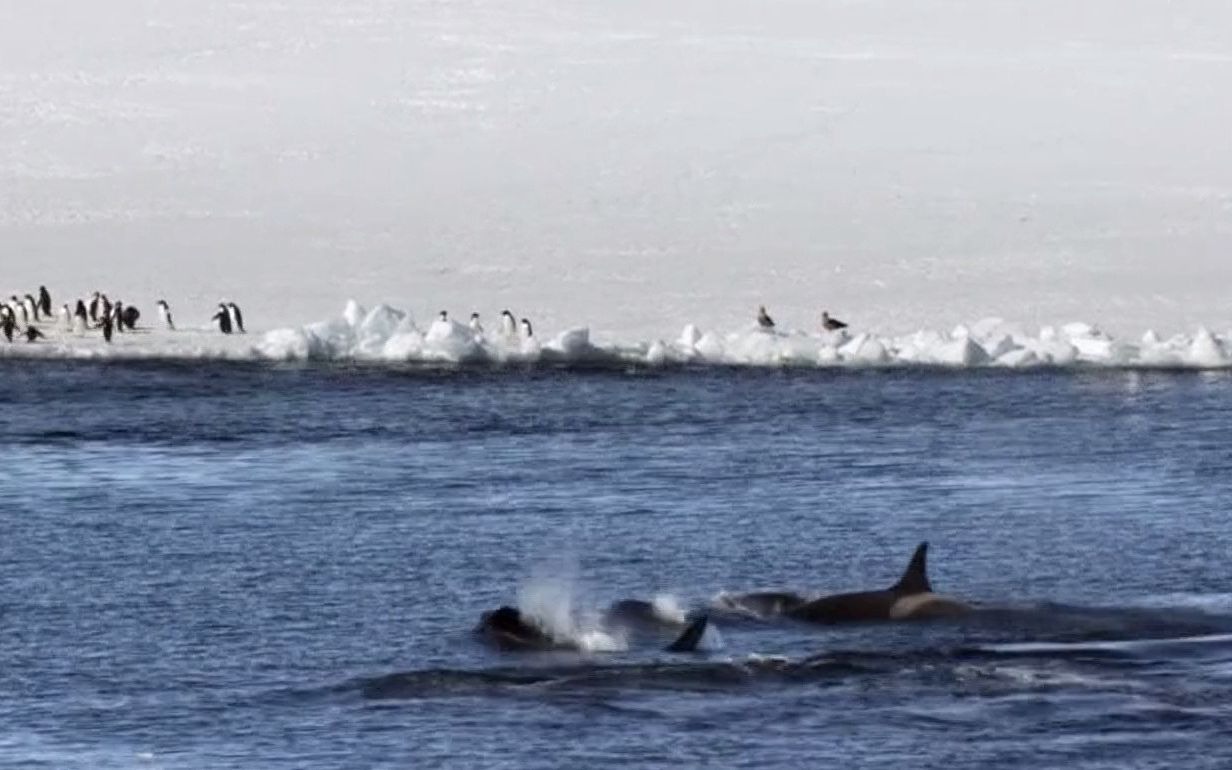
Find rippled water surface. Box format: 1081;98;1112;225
2;362;1231;768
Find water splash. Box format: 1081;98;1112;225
515;555;626;653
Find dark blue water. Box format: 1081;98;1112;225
2;362;1231;768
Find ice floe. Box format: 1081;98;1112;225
2;300;1230;370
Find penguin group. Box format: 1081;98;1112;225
1;284;246;345
211;302;245;335
1;286;55;343
438;309;535;343
755;305;848;334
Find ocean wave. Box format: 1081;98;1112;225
4;300;1231;370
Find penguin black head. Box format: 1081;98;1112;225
520;318;533;337
438;310;448;321
470;312;480;320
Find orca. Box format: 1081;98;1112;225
474;606;709;653
786;542;970;624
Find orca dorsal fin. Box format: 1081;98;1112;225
665;614;709;653
890;542;932;594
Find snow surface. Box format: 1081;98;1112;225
2;1;1231;344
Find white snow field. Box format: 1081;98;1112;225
2;0;1230;363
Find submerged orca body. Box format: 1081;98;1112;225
787;542;970;624
712;591;809;619
602;599;691;636
475;606;708;653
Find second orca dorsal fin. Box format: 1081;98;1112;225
665;614;709;653
890;542;932;595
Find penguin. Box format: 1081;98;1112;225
121;305;140;330
61;303;72;330
468;312;483;335
520;318;533;338
212;307;233;334
24;326;44;343
101;312;114;343
157;300;174;330
23;294;39;321
111;302;125;333
1;311;13;342
757;305;775;330
38;286;51;317
11;296;27;325
101;295;112;324
821;311;848;331
88;292;100;324
437;310;448;323
73;300;89;331
227;302;245;333
500;309;516;337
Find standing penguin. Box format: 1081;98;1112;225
227;302;245;333
212;306;233;334
38;286;52;317
1;310;14;342
756;305;775;330
469;312;484;336
101;312;114;343
11;296;27;325
157;300;175;330
74;300;89;331
88;292;101;324
23;294;39;321
111;302;126;333
520;318;534;338
500;310;517;337
60;303;72;330
101;295;112;324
